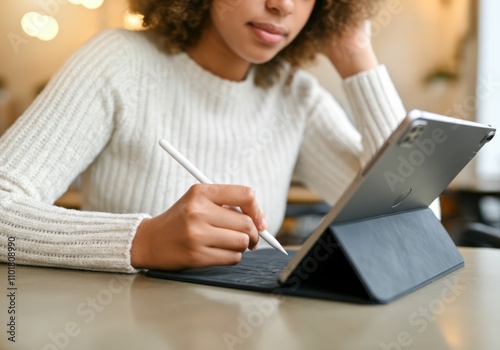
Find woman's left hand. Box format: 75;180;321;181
321;20;379;79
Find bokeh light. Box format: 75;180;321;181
123;11;144;31
21;12;59;41
69;0;104;10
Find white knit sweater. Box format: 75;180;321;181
0;29;407;273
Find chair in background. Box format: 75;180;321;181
458;222;500;248
454;188;500;249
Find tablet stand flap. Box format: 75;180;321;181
330;207;464;303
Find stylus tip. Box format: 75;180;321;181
278;246;288;255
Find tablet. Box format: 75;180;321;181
280;109;496;283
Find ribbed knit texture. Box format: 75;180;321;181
0;29;406;273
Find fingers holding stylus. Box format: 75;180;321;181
202;184;267;227
210;209;260;250
202;228;252;252
188;184;263;248
131;183;265;270
158;139;286;256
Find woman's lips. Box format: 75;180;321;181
248;22;288;45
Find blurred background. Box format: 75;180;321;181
0;0;499;246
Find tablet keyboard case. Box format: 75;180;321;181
288;207;464;303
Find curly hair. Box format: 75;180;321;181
128;0;381;87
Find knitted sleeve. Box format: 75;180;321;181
293;65;406;206
0;30;150;273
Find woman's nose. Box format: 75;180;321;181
266;0;294;16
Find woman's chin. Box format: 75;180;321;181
230;41;283;64
241;51;280;65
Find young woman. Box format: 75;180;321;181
0;0;418;273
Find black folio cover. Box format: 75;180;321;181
327;208;464;303
146;208;464;304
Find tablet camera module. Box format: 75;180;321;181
399;120;428;148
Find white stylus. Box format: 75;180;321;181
159;139;288;255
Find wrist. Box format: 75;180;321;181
131;218;152;269
328;49;379;79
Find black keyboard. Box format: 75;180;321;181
207;254;289;284
146;249;295;291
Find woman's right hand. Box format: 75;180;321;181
130;184;267;270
